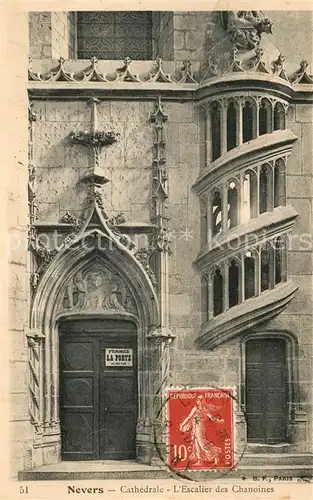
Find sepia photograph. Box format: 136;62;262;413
1;3;313;499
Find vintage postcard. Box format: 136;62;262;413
1;1;313;499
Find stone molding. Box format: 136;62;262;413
194;205;298;272
196;281;298;350
28;56;197;84
193;129;297;197
28;55;313;87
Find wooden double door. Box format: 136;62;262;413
245;338;288;444
59;320;137;461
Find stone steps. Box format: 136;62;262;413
240;453;313;466
19;455;313;481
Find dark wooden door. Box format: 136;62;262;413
60;323;137;460
99;339;137;459
60;335;100;460
245;338;287;444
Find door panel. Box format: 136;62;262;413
246;338;287;444
59;323;137;461
103;412;137;458
60;336;99;460
99;339;137;459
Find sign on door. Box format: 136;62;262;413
105;348;133;367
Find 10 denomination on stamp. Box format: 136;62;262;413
167;388;234;471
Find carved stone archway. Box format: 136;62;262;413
29;221;162;465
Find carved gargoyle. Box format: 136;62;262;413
222;11;273;51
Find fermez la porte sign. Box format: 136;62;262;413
105;348;133;367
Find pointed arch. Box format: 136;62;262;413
30;220;160;458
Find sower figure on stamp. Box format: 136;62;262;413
179;395;224;465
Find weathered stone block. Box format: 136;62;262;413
34;122;71;166
299;358;313;383
270;313;300;335
124;123;153;169
10;362;28;394
111;168;150;213
166;103;194;124
301;123;313;175
111;101;141;124
179;122;198;145
286;104;296;122
8;229;28;266
130;202;150;222
174;328;196;350
299;316;313;344
286;123;301;175
288;198;312;236
174;14;198;31
185;30;205;51
10;393;29;420
174;49;199;62
296;104;313;123
287;176;312;198
288;252;313;275
227;358;239;373
169;168;188;204
9;298;28;331
8;265;28;301
179;143;199;166
10;329;28;362
10;421;33;442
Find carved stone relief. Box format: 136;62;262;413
221;11;273;51
61;265;137;316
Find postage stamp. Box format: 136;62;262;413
167;388;234;472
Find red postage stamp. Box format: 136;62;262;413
167;388;234;471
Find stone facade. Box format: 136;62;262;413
6;10;313;478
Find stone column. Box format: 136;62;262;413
205;104;212;167
147;329;175;466
26;329;45;435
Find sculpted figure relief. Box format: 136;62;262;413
62;267;136;314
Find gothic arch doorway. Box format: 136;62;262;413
59;318;137;460
30;227;161;465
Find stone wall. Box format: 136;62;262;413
172;11;214;67
268;101;313;451
32;99;157;223
29;11;75;60
4;10;33;478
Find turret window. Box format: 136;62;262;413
243;100;254;143
211;102;221;161
207;96;288;163
227;181;239;229
206;237;287;319
211;190;222;237
259;98;272;135
274;102;286;131
261;243;271;292
259;165;269;214
213;268;224;316
244;251;256;299
228;259;240;308
206;159;285;242
227;101;237;151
